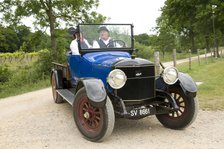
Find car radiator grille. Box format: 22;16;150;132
116;65;155;101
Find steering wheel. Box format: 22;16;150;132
106;40;126;48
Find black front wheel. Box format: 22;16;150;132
156;87;198;129
73;87;115;142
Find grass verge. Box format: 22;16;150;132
177;58;224;111
0;79;50;99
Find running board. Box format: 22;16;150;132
56;89;75;105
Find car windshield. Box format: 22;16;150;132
78;24;133;51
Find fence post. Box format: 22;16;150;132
25;53;29;65
211;48;214;62
189;49;192;70
154;51;160;76
42;72;45;80
214;48;217;58
204;48;208;64
173;49;177;67
220;48;223;58
197;49;200;65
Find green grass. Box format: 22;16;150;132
152;47;224;63
0;57;51;99
177;58;224;111
0;79;50;99
149;51;198;63
160;52;197;62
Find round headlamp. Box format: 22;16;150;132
162;66;179;85
107;69;127;89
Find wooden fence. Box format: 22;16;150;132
0;54;38;64
154;48;223;74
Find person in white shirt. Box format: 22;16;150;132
93;26;115;48
69;27;91;55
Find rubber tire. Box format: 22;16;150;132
51;72;63;103
73;87;115;142
156;87;198;129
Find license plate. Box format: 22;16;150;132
129;107;151;117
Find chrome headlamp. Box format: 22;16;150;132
107;69;127;89
162;66;179;85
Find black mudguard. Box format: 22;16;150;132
178;72;197;98
156;72;197;98
51;69;63;89
76;78;107;108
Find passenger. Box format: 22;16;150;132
69;27;91;55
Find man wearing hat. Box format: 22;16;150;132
69;27;91;55
93;26;115;48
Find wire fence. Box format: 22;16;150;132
0;54;38;65
154;48;224;74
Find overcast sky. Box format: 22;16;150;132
97;0;166;35
0;0;166;35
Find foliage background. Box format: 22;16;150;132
0;0;224;100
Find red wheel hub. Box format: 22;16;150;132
78;97;102;132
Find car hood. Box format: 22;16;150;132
83;51;131;67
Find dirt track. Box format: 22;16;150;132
0;87;224;149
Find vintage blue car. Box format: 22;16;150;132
51;24;198;142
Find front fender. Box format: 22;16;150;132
178;72;197;98
76;78;107;108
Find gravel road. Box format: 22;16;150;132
0;87;224;149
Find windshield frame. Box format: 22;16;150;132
77;23;134;55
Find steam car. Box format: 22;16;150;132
51;24;198;142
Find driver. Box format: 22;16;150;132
93;26;115;48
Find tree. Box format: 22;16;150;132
157;0;224;56
156;15;176;54
194;0;222;56
0;24;50;53
0;0;106;61
0;25;19;52
161;0;198;52
16;25;32;52
135;34;151;46
210;0;224;57
28;30;50;52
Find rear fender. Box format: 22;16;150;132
51;69;63;89
75;78;107;108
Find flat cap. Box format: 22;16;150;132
98;26;109;33
68;27;79;34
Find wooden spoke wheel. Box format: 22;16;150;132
73;87;115;142
156;87;198;129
